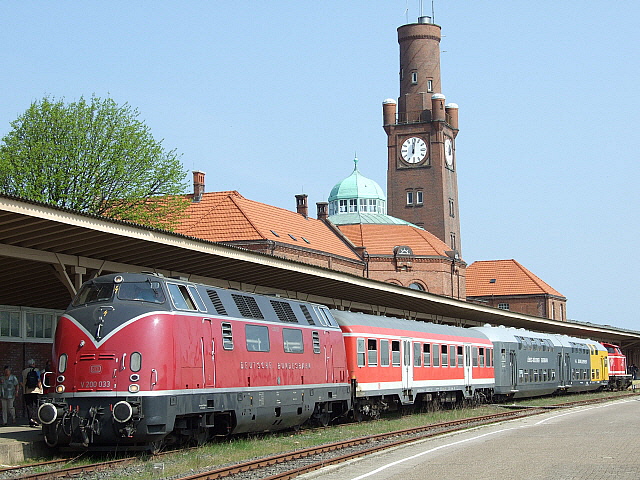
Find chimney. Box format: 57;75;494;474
192;170;205;202
295;194;308;217
316;202;328;222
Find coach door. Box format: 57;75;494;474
401;339;413;402
510;351;518;389
464;344;473;388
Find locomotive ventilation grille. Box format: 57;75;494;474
232;294;264;319
206;289;228;315
270;300;299;323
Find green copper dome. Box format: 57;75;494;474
328;156;386;202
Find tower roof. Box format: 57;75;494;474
328;156;386;202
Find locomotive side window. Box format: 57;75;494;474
423;344;431;366
283;328;304;353
246;325;270;352
312;331;321;354
357;338;366;366
433;344;440;367
73;282;114;306
413;342;421;367
130;352;142;372
167;283;197;310
222;322;234;350
391;341;401;366
368;339;378;366
117;281;166;304
187;286;207;311
380;339;390;366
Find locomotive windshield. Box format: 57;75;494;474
73;282;114;306
117;281;166;304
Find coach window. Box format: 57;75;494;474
478;347;485;367
357;338;366;367
450;345;457;367
433;344;440;367
457;346;463;367
380;339;390;367
441;345;448;366
167;283;197;310
472;347;479;367
221;322;234;350
245;325;270;352
283;328;303;353
391;341;401;366
423;344;431;366
413;342;422;367
368;339;378;366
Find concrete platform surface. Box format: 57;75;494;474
302;397;640;480
0;422;48;466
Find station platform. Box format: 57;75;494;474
0;422;48;466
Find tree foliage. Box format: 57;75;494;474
0;95;189;230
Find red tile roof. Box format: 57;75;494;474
466;259;564;298
175;192;361;261
337;223;451;257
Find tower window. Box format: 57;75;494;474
411;72;418;84
406;191;414;205
349;199;357;212
339;199;348;213
450;232;456;250
449;198;455;217
427;79;433;92
416;191;424;205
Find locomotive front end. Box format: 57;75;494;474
39;273;173;450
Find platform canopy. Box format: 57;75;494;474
1;194;638;347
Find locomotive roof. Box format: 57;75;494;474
331;310;490;341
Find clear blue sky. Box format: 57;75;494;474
1;1;638;331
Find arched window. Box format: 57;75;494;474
409;282;425;291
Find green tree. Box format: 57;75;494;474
0;95;189;230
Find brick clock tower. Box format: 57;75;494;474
383;16;461;255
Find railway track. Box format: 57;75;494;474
4;394;632;480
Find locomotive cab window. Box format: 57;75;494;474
246;325;270;352
73;282;114;306
167;283;198;310
117;281;166;304
283;328;303;353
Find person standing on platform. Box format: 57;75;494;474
21;359;42;427
1;366;19;425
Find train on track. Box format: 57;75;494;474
37;272;621;451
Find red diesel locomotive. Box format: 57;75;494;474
601;342;631;390
38;273;351;450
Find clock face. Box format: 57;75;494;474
400;137;428;164
444;137;454;168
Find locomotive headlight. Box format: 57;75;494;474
128;384;140;393
55;385;65;394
